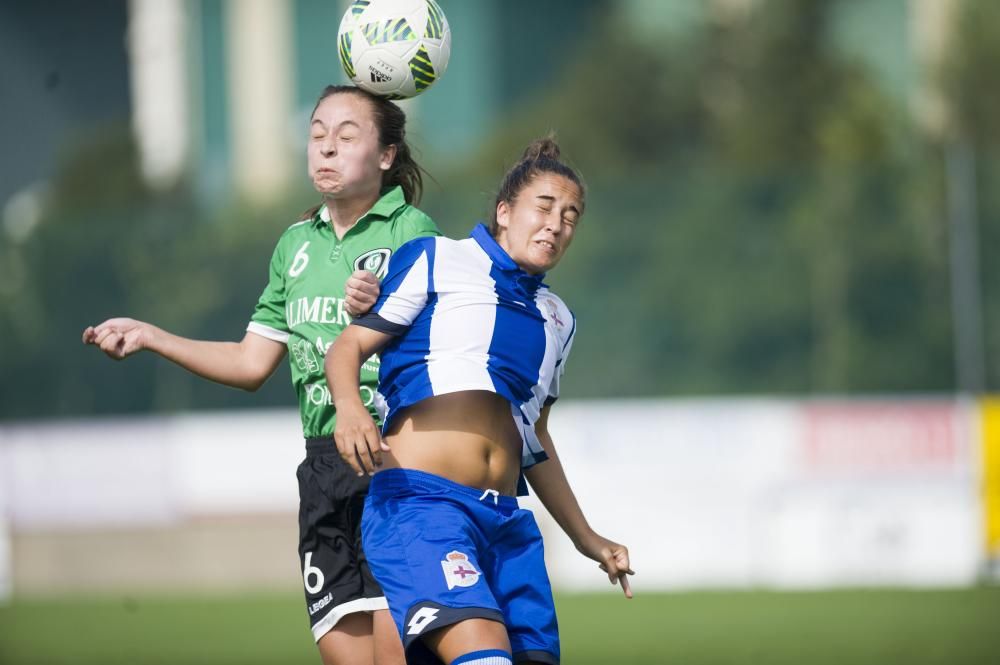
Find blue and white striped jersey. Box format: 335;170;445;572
353;223;576;470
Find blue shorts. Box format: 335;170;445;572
362;468;559;665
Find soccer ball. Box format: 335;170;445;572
337;0;452;99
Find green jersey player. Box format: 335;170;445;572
83;85;438;665
251;183;438;438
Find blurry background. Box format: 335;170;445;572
1;0;1000;663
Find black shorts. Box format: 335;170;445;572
297;437;386;641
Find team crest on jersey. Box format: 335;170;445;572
291;339;320;373
441;551;480;590
353;248;392;279
541;298;565;328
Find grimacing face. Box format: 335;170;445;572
495;173;583;275
307;93;396;200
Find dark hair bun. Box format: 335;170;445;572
521;136;561;162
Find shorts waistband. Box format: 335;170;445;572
305;436;337;457
369;468;519;511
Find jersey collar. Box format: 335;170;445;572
313;186;407;227
470;223;548;288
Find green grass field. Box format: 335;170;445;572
2;588;999;664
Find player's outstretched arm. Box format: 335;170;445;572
524;405;635;598
82;317;286;391
326;323;393;476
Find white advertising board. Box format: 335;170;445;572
0;409;303;529
532;398;980;590
0;398;984;590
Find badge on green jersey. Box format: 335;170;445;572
353;247;392;278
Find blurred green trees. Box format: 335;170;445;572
429;0;980;398
0;128;297;418
1;0;996;420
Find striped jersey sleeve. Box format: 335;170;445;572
354;236;435;335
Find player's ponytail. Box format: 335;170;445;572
489;133;586;237
384;130;423;206
306;85;425;212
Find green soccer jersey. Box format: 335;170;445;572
248;186;440;438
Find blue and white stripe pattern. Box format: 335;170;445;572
354;224;576;470
451;649;514;665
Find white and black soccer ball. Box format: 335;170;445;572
337;0;452;99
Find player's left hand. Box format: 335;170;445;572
344;269;380;317
578;533;634;598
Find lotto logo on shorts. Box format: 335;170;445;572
441;550;480;589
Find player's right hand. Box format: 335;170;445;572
333;403;390;476
344;269;381;317
82;318;152;360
